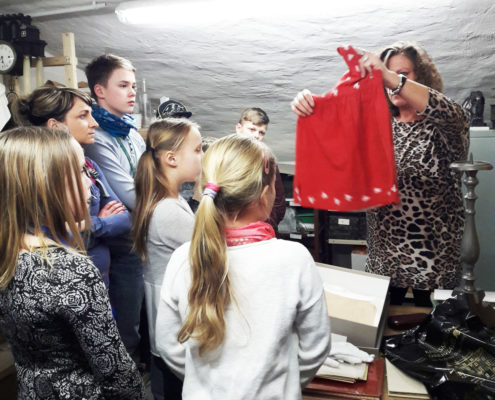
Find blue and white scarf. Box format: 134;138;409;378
91;104;136;138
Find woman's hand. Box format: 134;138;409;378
98;200;126;218
290;89;315;117
357;48;400;90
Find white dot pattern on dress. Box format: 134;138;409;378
321;192;328;199
344;194;352;201
373;187;382;193
353;82;360;89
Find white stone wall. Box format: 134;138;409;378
3;0;495;161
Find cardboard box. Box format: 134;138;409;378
316;263;390;355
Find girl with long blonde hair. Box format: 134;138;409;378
0;127;144;399
132;118;202;400
155;134;331;400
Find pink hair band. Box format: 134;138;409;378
203;182;220;199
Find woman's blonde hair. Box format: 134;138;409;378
380;41;443;117
11;85;93;127
0;127;90;289
132;118;200;259
178;134;276;355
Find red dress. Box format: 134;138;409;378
294;46;399;211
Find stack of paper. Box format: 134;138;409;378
316;362;368;383
385;359;429;399
323;284;379;326
305;358;385;400
317;332;373;383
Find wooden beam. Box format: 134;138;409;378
35;58;44;88
22;56;31;95
13;77;20;96
62;33;78;89
30;56;78;68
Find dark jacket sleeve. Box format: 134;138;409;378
268;165;287;231
89;159;132;239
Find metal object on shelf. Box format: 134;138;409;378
462;91;487;127
450;153;495;327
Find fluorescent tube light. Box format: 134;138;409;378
31;1;108;18
115;0;451;26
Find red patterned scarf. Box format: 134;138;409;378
225;221;275;247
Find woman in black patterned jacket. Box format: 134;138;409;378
0;127;144;399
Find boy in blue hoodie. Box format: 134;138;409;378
84;54;145;366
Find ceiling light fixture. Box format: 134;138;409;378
115;0;451;26
30;1;108;19
115;0;229;26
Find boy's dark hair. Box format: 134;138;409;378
85;54;135;99
238;107;270;126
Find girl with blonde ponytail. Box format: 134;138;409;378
132;118;202;400
156;134;331;400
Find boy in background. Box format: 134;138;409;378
236;107;286;233
84;54;146;366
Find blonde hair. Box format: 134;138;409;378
132;118;200;259
178;134;276;355
11;85;93;127
0;127;89;289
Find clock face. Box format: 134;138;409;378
0;42;16;73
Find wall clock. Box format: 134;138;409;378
0;40;17;74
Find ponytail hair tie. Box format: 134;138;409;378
203;182;220;200
146;144;155;157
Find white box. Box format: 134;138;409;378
316;263;390;355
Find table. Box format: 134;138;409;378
303;305;432;400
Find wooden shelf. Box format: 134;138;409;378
328;238;367;245
289;232;315;239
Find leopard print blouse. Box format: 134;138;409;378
0;247;145;399
365;89;469;290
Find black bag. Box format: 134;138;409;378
384;293;495;400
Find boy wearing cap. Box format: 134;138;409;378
84;54;146;366
157;98;192;119
236;107;286;232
